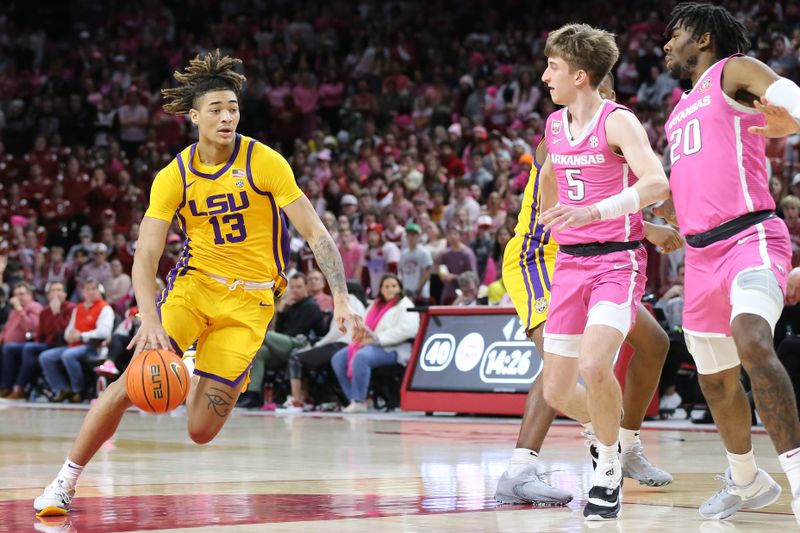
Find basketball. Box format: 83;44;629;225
125;350;191;414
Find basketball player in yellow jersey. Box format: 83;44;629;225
34;50;366;517
495;74;683;505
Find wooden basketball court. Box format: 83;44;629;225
0;403;795;532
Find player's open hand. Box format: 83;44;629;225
786;267;800;305
127;316;171;354
540;203;597;232
334;299;367;342
749;97;800;138
646;223;684;253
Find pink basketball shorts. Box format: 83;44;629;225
543;246;647;357
683;217;790;336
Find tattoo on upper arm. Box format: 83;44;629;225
205;387;234;418
310;232;347;297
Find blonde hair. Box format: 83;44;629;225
544;23;619;88
780;194;800;210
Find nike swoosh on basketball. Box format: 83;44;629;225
169;362;183;389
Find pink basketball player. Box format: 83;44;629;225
660;3;800;525
536;24;670;521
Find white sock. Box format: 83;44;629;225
581;421;594;435
507;448;539;477
57;458;84;488
596;441;619;467
726;449;758;487
779;446;800;497
619;428;640;453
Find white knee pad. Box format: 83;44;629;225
586;301;633;337
730;268;784;331
683;331;740;375
543;334;581;358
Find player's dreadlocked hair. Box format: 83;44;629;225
666;3;750;58
161;49;246;115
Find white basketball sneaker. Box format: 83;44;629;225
699;468;781;520
33;478;75;516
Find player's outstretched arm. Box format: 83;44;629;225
724;56;800;137
284;195;367;341
128;216;172;354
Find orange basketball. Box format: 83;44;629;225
125;349;191;413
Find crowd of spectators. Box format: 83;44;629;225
1;0;800;408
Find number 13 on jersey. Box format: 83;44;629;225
210;214;247;244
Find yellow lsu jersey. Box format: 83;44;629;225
145;134;303;284
503;142;557;331
513;142;550;244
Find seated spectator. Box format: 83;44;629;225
39;278;113;403
0;282;74;400
0;282;43;395
331;274;419;413
307;270;333;313
285;281;368;410
452;271;488;306
238;273;327;408
436;225;478;304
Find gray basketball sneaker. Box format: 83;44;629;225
699;468;781;520
620;443;674;487
495;462;574;505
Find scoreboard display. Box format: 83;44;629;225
400;306;655;417
407;311;541;394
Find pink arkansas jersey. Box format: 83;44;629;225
665;56;773;236
545;100;644;246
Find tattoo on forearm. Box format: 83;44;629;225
206;387;234;418
310;232;347;296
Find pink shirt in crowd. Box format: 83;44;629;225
0;300;43;343
339;242;366;281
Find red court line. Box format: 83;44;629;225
10;492;792;533
2;493;525;532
